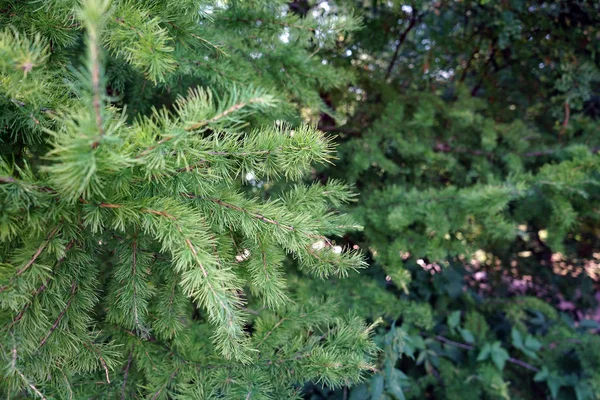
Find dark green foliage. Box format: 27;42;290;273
305;0;600;399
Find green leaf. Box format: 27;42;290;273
547;376;563;399
575;381;593;400
386;369;407;400
490;342;509;371
448;310;461;330
491;347;509;371
477;343;491;362
349;384;369;400
410;334;426;350
371;374;385;400
524;335;542;351
416;350;427;365
459;328;475;344
511;327;524;349
534;367;549;382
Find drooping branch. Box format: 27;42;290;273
151;368;179;400
39;281;77;347
16;369;47;400
82;340;111;384
130;238;145;335
121;351;133;400
8;240;75;329
0;226;60;293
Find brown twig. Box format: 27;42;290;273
8;240;75;329
16;226;60;278
81;340;111;384
385;12;421;80
16;370;47;400
121;351;133;400
39;281;77;347
206;198;295;231
136;98;264;158
185;97;264;132
151;368;179;400
0;226;60;293
257;317;287;346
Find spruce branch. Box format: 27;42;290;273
16;369;47;400
184;96;267;132
86;1;105;149
92;201;249;360
39;281;77;347
165;21;227;57
82;340;112;384
8;240;75;329
61;371;74;400
15;226;59;278
121;351;133;400
7;332;46;399
0;225;59;293
129;238;148;337
136;89;276;159
257;317;287;347
208;197;296;232
151;368;179;400
0;1;373;395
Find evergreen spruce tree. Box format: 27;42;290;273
0;1;377;398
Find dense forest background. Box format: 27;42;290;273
308;1;600;399
0;0;599;399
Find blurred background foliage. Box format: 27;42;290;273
280;1;600;399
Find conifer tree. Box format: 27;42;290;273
0;1;377;398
